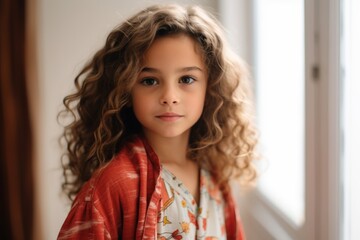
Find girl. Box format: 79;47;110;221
58;4;258;240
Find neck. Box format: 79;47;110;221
143;131;190;165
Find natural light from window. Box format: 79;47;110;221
342;0;360;239
253;0;305;226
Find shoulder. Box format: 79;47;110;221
58;137;158;239
74;136;160;203
76;137;149;201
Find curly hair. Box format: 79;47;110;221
59;4;258;200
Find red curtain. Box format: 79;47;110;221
0;0;34;239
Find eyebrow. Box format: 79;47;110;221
141;66;203;73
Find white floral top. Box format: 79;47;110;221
157;167;227;240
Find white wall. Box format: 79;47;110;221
34;0;218;239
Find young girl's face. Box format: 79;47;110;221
131;34;208;141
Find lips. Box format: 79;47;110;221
155;112;184;122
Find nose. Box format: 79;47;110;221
159;84;179;105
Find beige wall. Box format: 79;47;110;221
34;0;218;239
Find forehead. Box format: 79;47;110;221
142;34;206;69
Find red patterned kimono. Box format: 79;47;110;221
57;136;245;239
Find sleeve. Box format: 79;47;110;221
57;173;123;240
57;196;121;240
57;147;140;240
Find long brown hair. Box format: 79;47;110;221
59;4;258;200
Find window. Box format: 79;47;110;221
342;0;360;239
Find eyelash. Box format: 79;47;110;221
139;76;196;86
140;78;158;86
179;76;196;84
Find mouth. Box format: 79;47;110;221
155;112;184;122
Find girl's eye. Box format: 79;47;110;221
140;78;158;86
179;76;195;84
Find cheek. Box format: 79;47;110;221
131;91;156;122
131;93;146;117
188;92;206;115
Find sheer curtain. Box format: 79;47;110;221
0;0;34;239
